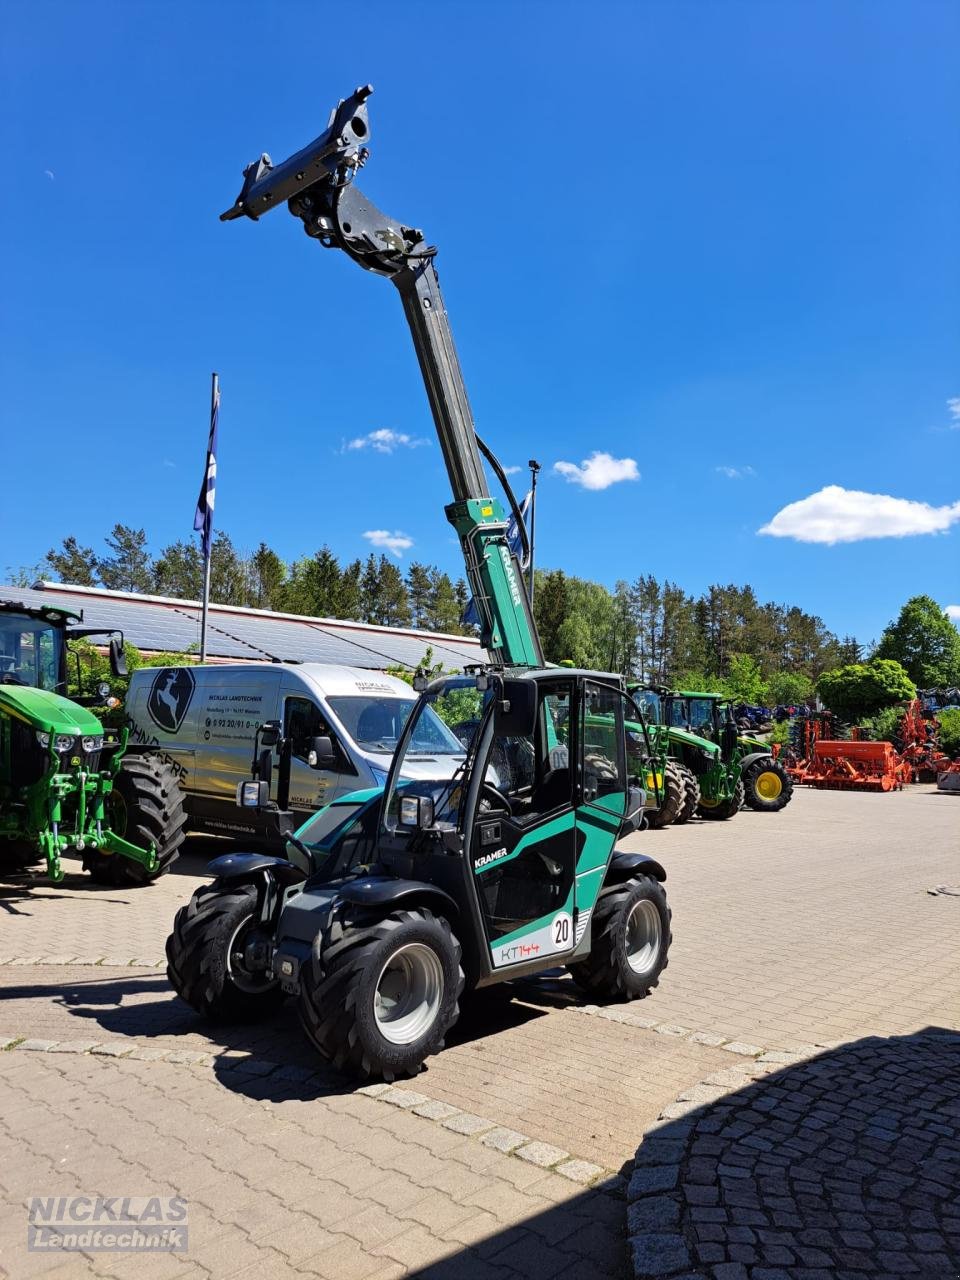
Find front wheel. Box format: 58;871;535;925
674;765;700;824
697;780;744;821
299;907;464;1080
741;758;793;812
166;883;284;1022
567;876;671;1000
88;756;187;885
646;761;686;829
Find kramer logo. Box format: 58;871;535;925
147;668;196;734
474;846;510;874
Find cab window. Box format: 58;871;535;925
580;682;626;810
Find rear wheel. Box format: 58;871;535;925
646;761;686;829
299;907;464;1080
567;876;671;1000
86;755;187;885
697;780;744;821
166;882;283;1022
742;757;793;812
674;765;700;824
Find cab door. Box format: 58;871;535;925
574;681;629;930
470;681;579;971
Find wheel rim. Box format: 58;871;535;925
625;899;662;976
755;770;782;800
226;915;277;996
374;943;444;1046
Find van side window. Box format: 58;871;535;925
284;697;330;763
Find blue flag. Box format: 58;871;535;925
194;377;219;559
462;490;532;629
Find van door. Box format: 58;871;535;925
192;669;283;817
280;689;351;821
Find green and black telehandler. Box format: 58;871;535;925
167;85;673;1080
0;600;186;884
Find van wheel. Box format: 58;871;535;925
87;756;187;885
299;907;464;1080
567;876;671;1000
166;883;283;1022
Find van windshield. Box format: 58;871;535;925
328;696;465;756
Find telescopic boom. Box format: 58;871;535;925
221;86;543;669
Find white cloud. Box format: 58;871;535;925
502;465;522;475
553;451;640;491
716;465;756;480
946;605;960;623
163;458;176;469
363;529;414;557
948;398;960;428
44;169;55;181
344;428;429;454
758;485;960;545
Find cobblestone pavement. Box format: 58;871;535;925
1;787;957;1277
625;1029;960;1279
0;1044;632;1280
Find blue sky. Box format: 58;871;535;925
2;0;957;644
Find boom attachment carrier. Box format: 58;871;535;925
222;85;542;669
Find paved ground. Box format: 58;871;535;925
0;785;957;1277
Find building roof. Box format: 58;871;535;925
0;582;485;672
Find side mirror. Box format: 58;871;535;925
306;735;336;769
259;720;281;748
494;679;537;737
109;637;127;678
255;747;274;789
620;784;647;834
237;779;270;809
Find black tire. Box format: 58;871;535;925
697;779;744;821
674;765;700;824
741;757;793;812
87;755;187;886
299;907;464;1080
566;876;671;1000
166;882;284;1022
646;761;687;830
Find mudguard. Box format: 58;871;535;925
738;751;774;773
207;852;305;887
336;875;460;920
605;850;667;886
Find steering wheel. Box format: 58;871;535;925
480;781;513;816
0;673;26;685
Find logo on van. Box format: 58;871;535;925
147;668;196;734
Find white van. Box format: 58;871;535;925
124;663;465;842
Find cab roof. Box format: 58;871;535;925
0;599;81;627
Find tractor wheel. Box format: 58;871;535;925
567;876;671;1001
87;755;187;886
674;765;700;824
646;761;686;829
299;907;464;1080
697;780;745;821
166;882;283;1022
741;757;793;812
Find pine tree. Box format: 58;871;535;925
406;562;434;628
97;525;152;593
427;570;462;632
45;536;98;587
248;542;287;610
153;540;203;599
210;532;247;606
338;559;363;620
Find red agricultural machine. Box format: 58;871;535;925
776;701;954;793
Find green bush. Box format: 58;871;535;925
817;659;915;719
939;708;960;758
855;706;902;743
769;719;792;747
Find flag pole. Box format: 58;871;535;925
199;372;218;662
526;458;540;603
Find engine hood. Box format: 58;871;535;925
0;686;103;736
366;750;465;782
665;726;721;757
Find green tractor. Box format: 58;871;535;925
0;600;187;884
662;690;793;816
629;688;724;826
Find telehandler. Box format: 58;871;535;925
167;85;672;1080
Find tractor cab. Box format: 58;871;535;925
0;603;72;692
665;693;739;762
